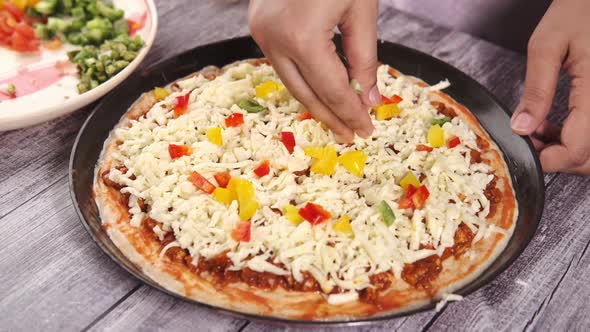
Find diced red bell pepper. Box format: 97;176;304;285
231;221;251;242
188;171;216;194
298;111;313;121
398;184;417;209
280;131;296;154
416;144;434;152
447;136;461;148
168;144;192;159
253;160;270;177
412;185;430;209
173;92;191;118
298;202;332;225
381;94;403;104
225;113;244;127
214;172;231;188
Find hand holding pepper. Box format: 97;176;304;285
248;0;379;143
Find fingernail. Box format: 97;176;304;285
357;126;374;139
335;133;353;143
368;85;381;106
511;111;535;132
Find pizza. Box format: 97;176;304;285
94;58;517;320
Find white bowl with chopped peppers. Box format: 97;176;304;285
0;0;157;131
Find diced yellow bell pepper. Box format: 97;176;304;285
228;178;258;220
238;199;259;221
338;150;367;177
427;124;445;148
333;214;353;234
154;87;170;101
206;127;223;146
373;103;401;120
399;171;421;189
283;204;304;225
303;146;324;159
255;80;283;99
305;146;338;176
213;187;233;205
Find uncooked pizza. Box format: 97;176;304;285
94;58;517;320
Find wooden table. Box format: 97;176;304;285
1;1;589;331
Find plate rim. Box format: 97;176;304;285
0;0;159;131
69;35;545;326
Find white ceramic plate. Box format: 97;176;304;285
0;0;158;131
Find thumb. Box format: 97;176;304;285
511;37;565;135
339;0;380;107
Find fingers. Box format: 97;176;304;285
267;53;355;142
293;39;375;138
511;18;568;136
534;120;562;142
538;81;590;173
339;0;380;107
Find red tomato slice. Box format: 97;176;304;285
11;31;29;51
231;221;251;242
15;22;35;39
0;12;17;35
225;113;244;127
253;160;270;178
168;144;192;159
213;172;231;188
3;3;24;21
188;171;216;194
298;203;332;225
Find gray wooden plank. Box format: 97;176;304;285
0;178;139;332
0;108;89;218
88;286;247;332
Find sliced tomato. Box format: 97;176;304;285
173;92;191;118
298;111;313;121
416;144;433;152
411;185;430;209
381;94;403;104
298;202;332;225
168;144;192;159
188;171;216;194
253;160;270;177
14;22;34;39
398;184;417;209
447;136;461;148
225;113;244;127
231;221;251;242
3;3;24;21
214;172;231;188
280;131;295;154
0;12;17;36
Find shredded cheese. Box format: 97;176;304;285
106;62;498;296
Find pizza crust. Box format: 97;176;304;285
93;59;517;320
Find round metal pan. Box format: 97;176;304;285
69;36;544;325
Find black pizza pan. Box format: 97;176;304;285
69;36;544;326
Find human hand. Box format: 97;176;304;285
248;0;379;142
510;0;590;175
